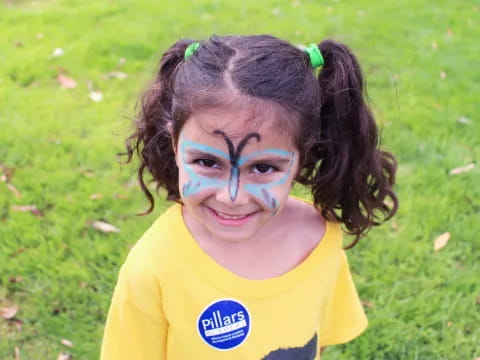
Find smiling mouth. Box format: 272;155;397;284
207;207;257;225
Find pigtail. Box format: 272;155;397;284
304;40;398;248
123;39;194;214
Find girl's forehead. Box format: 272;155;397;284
181;102;298;149
181;110;297;151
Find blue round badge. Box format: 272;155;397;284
197;299;251;351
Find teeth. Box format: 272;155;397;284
216;211;247;220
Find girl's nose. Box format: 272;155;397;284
215;178;249;206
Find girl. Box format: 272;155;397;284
101;35;398;359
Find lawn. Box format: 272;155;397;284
0;0;479;359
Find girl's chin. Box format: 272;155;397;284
204;220;260;243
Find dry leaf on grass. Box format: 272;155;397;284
51;48;64;57
124;178;138;189
57;353;72;360
390;221;399;231
89;91;103;102
117;57;127;67
0;165;15;182
449;163;475;175
10;319;23;331
80;169;95;177
91;220;120;233
12;205;43;217
434;232;450;252
361;300;375;308
9;276;23;283
89;193;103;200
457;116;471;124
57;74;77;89
61;339;74;347
105;71;128;79
1;305;18;319
6;183;22;197
10;247;26;256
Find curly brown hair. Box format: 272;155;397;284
123;35;398;248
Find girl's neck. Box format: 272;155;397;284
182;197;326;280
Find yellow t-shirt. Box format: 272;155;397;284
101;203;367;359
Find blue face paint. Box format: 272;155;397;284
180;138;228;198
243;152;297;212
181;138;229;159
229;167;240;201
179;133;296;211
237;149;292;167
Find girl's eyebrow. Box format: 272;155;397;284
238;149;293;166
248;158;292;166
184;149;224;161
180;137;229;159
185;150;291;166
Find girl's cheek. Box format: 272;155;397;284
182;183;217;201
248;171;296;212
180;169;229;199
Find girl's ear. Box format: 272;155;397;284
166;120;174;136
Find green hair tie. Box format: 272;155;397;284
184;42;200;60
304;43;324;69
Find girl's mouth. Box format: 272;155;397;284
207;207;257;226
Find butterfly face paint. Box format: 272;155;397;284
212;130;260;202
180;131;296;211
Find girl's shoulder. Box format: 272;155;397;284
120;205;182;276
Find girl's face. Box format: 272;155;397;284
174;105;299;243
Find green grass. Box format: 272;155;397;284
1;0;479;358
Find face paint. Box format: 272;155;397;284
180;138;228;197
212;130;260;202
179;132;296;211
243;151;296;212
177;108;300;243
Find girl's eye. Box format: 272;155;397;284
252;164;277;174
196;159;220;169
